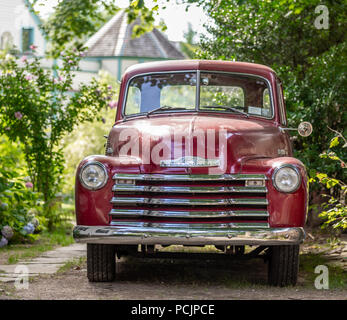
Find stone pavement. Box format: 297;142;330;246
0;243;86;282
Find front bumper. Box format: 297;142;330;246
73;224;305;246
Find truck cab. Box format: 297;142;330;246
73;60;311;286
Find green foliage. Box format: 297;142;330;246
0;48;112;227
38;0;119;57
196;0;346;72
180;22;199;58
310;132;346;232
0;152;42;243
35;0;166;57
283;42;347;182
179;41;199;59
62;70;119;196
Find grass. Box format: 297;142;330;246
57;256;86;274
0;222;75;265
299;253;346;289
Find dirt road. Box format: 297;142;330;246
1;252;346;300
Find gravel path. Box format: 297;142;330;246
0;246;346;300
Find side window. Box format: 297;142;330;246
125;86;141;115
277;81;287;125
260;88;271;117
22;28;34;53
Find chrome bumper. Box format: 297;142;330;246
73;224;305;246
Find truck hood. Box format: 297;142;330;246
108;114;290;174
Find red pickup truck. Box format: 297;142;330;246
73;60;312;286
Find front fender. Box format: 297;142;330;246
242;157;309;228
75;155;141;226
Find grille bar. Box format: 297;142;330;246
111;196;268;206
109;221;270;230
109;209;269;218
113;173;267;181
112;185;267;193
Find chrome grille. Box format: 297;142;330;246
110;173;269;228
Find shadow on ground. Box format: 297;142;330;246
115;255;269;287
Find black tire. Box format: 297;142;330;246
267;245;300;287
87;244;116;282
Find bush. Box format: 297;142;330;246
310;130;346;233
0;154;43;245
279;42;347;184
0;47;113;228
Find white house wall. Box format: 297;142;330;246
0;0;45;56
121;59;139;75
101;59;119;78
79;60;100;73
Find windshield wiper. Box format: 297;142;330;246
146;105;189;117
200;105;249;118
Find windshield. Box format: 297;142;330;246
123;71;273;118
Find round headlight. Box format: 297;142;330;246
79;162;108;190
272;165;301;193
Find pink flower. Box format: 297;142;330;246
107;85;112;90
108;101;117;109
25;74;33;81
25;182;33;189
30;44;37;51
68;60;73;64
21;55;28;62
14;112;23;120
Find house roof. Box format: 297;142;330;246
84;10;185;59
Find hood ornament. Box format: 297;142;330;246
160;156;220;168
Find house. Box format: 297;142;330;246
0;0;45;56
76;10;185;84
0;3;185;87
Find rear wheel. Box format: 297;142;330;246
87;244;116;282
267;245;300;287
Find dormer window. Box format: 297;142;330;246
22;28;34;53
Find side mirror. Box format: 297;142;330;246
280;121;313;137
297;121;313;137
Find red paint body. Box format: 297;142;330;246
75;60;308;229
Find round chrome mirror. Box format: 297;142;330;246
298;121;313;137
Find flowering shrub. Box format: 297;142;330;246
0;155;43;245
0;47;112;228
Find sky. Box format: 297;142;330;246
34;0;210;42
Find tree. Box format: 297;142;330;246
195;0;346;76
27;0;166;57
180;22;199;58
0;48;113;228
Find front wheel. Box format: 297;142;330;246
87;244;116;282
267;245;300;287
